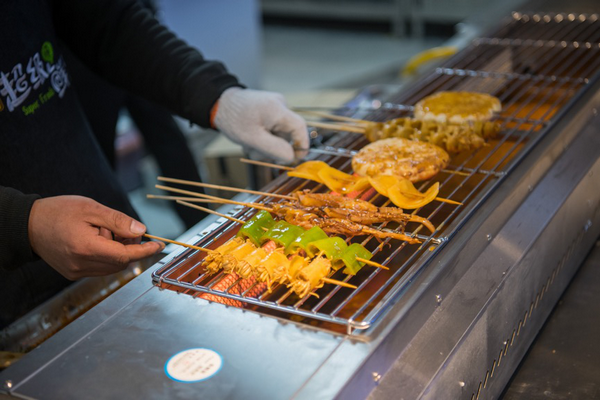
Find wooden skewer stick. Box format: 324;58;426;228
157;176;295;200
356;257;389;270
171;196;256;208
148;194;205;202
239;158;462;206
148;194;226;205
155;184;273;212
305;120;366;134
176;200;245;224
240;158;293;171
321;277;357;289
143;234;213;253
442;169;471;177
293;109;372;125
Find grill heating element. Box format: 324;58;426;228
153;12;600;335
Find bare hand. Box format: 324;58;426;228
28;196;164;280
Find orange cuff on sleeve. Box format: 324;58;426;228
210;100;219;129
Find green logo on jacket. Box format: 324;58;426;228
41;41;54;64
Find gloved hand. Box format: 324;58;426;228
213;88;309;164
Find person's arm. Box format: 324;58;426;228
0;187;164;278
51;0;241;128
0;186;41;269
52;0;309;163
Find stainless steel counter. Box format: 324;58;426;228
501;240;600;399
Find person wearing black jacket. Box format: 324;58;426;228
0;0;308;328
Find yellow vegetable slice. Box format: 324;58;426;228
348;176;371;194
369;175;440;209
317;166;365;194
367;175;399;197
388;181;439;209
287;160;329;182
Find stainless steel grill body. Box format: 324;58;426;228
2;6;600;400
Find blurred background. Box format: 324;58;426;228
114;0;501;239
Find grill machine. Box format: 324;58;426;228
2;3;600;400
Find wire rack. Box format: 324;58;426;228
152;12;600;335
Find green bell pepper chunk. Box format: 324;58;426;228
306;237;348;259
332;243;373;275
236;210;275;246
285;226;328;255
260;220;305;248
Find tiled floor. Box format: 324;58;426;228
128;22;448;239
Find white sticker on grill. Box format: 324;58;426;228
165;348;223;382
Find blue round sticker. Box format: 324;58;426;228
165;348;223;382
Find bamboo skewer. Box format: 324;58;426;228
155;184;272;212
143;233;212;252
147;194;204;202
157;176;295;200
441;169;471;177
305;120;365;134
148;194;225;206
177;200;245;224
239;158;462;206
155;194;259;209
356;257;388;270
321;278;357;289
241;158;293;171
293;108;371;125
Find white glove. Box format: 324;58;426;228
213;88;309;164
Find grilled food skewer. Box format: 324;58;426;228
239;158;462;205
208;239;357;297
154;184;432;241
180;196;423;243
302;115;499;154
156;186;426;243
151;193;391;266
151;232;358;296
149;194;391;273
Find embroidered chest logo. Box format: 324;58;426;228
0;41;70;115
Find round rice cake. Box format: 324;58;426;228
414;91;501;123
352;138;450;182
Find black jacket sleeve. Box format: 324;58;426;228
51;0;243;128
0;186;41;271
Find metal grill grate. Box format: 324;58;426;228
152;12;600;335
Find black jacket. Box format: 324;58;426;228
0;0;240;324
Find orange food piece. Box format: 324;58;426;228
414;91;502;123
368;175;439;209
317;166;370;194
388;181;439;209
199;273;266;307
287;160;329;182
367;175;398;197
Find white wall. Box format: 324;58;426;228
156;0;263;89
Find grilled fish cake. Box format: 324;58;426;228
414;91;501;123
352;138;450;182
